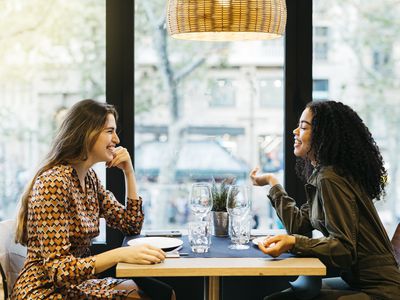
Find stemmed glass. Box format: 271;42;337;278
189;183;213;221
226;185;251;250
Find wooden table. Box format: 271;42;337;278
116;256;326;300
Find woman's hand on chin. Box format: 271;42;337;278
106;146;134;174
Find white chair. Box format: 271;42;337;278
0;220;27;300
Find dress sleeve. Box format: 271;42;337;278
95;177;144;235
268;184;313;234
291;178;358;269
31;175;96;289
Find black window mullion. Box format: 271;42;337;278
284;0;313;206
91;0;134;259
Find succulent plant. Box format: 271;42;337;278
211;177;236;212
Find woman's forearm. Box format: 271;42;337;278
94;248;122;274
124;170;139;200
94;245;166;273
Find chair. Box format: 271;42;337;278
0;221;153;300
0;220;27;300
0;262;8;300
391;222;400;265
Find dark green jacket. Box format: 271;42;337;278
268;166;400;299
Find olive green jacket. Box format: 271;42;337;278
268;166;400;299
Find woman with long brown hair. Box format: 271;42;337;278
12;99;174;299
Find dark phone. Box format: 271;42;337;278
144;230;182;237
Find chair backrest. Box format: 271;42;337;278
391;222;400;265
0;220;27;299
0;262;8;300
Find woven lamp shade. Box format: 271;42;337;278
167;0;287;41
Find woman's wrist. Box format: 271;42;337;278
113;247;123;264
123;167;135;176
268;176;280;187
289;235;296;250
94;247;123;273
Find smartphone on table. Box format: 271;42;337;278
144;230;182;237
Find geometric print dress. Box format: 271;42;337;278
11;164;144;299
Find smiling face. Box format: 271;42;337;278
293;108;315;163
89;113;120;163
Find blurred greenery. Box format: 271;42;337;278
335;0;400;218
0;0;105;219
0;0;105;98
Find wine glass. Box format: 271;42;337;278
226;185;251;250
189;183;213;221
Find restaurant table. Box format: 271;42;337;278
116;231;326;300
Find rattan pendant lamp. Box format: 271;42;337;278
167;0;287;41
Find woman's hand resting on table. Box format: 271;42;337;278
249;167;280;187
117;244;166;265
258;234;295;257
95;244;166;274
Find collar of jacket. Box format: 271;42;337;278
307;165;322;187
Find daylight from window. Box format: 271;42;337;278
134;1;285;230
313;0;400;235
1;0;399;238
0;0;106;220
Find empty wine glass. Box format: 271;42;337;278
226;185;251;250
189;183;213;221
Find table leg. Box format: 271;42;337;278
208;276;220;300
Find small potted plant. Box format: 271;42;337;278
211;177;236;236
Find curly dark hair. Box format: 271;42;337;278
295;100;387;200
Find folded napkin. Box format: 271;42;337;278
165;245;186;258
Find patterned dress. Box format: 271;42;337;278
11;164;144;299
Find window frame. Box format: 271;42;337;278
99;0;312;251
90;0;134;259
284;0;312;207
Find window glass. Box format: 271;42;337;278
208;79;237;108
313;0;400;235
313;25;330;61
259;79;284;108
0;0;106;223
314;42;329;61
313;79;329;100
134;2;285;230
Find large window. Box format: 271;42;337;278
313;0;400;235
208;79;237;108
134;3;285;230
313;79;329;100
313;26;329;61
259;78;284;108
0;0;106;221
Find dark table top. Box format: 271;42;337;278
123;235;293;259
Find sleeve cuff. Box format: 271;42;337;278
290;234;309;255
127;196;142;203
127;196;144;218
90;256;96;275
77;256;96;276
268;184;287;202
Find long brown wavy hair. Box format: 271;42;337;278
15;99;118;245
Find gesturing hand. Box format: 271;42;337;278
249;167;280;187
106;146;134;174
118;244;166;265
258;234;295;257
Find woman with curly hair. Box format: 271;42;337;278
251;100;400;299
